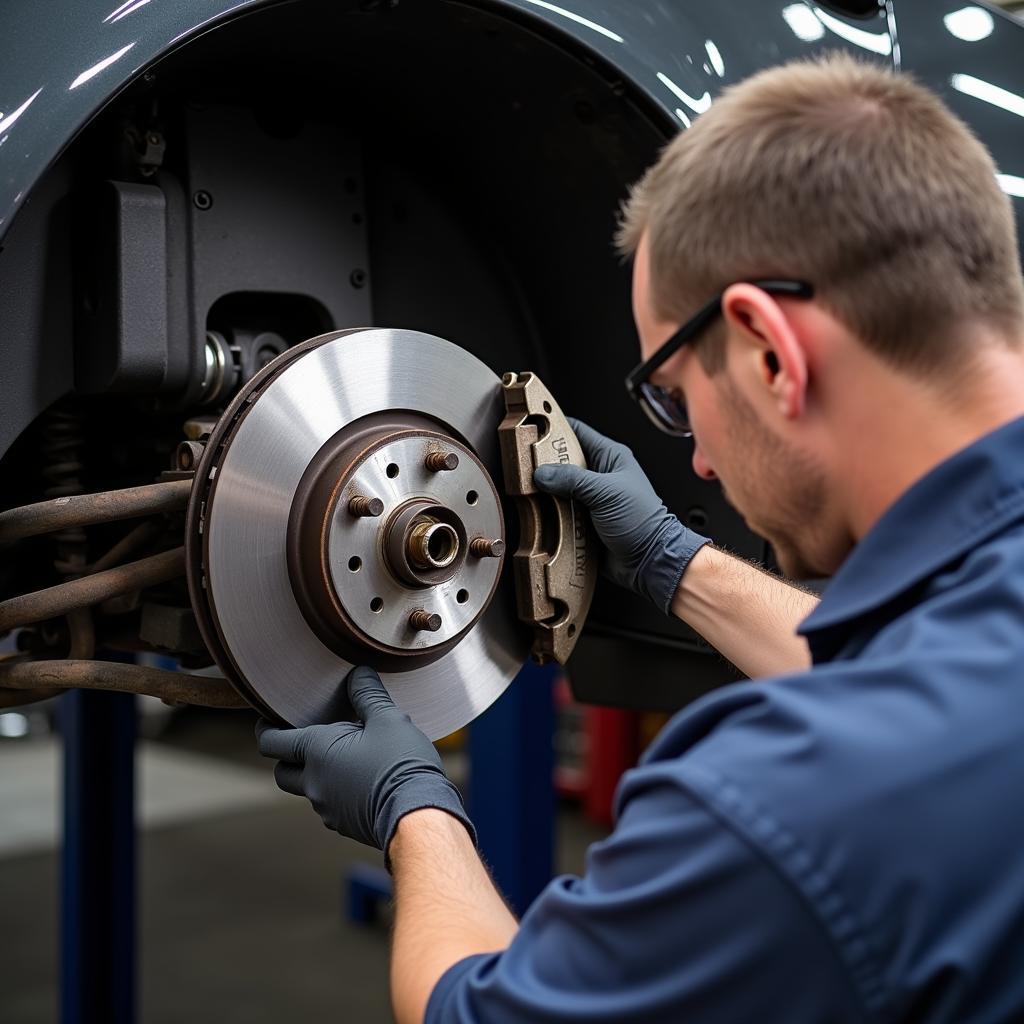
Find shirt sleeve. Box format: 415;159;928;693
425;766;866;1024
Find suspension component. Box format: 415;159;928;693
0;658;247;710
0;548;186;633
0;480;192;545
39;406;94;659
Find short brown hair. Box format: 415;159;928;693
619;53;1024;375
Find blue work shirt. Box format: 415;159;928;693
427;415;1024;1023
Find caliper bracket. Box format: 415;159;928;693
498;371;598;664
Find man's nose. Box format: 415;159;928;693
692;444;717;481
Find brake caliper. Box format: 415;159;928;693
498;372;598;664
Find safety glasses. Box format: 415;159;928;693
624;279;814;437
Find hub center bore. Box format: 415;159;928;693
410;519;459;570
384;499;469;588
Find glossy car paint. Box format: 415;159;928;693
2;0;1022;235
0;0;903;239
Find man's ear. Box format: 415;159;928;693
721;283;808;421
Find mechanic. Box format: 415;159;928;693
257;54;1024;1022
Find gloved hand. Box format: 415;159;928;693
256;665;475;861
533;418;710;614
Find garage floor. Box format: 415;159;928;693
0;706;605;1023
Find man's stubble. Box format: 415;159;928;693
715;376;835;580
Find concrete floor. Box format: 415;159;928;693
0;706;605;1023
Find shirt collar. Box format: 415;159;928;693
798;415;1024;660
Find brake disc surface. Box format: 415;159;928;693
186;329;528;739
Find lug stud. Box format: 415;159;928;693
409;609;443;632
470;537;505;558
348;495;384;518
425;450;459;472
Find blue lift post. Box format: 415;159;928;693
60;688;137;1024
345;659;557;923
468;659;557;917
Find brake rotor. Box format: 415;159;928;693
185;328;528;739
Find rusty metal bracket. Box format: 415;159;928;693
0;657;249;710
498;371;597;664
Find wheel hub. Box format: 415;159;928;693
288;426;505;666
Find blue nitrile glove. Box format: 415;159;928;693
534;418;710;614
256;665;475;860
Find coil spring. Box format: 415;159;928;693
40;408;84;499
40;407;88;576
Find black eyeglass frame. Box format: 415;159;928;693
624;279;814;437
